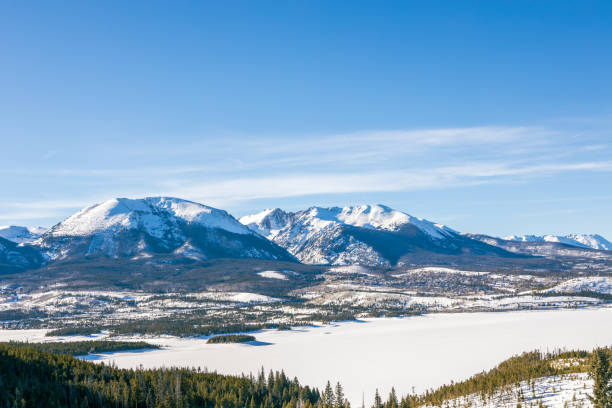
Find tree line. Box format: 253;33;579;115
3;340;159;356
0;343;320;408
1;342;610;407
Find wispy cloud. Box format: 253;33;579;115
164;160;612;207
2;124;611;226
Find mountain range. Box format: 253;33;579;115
0;226;47;244
240;205;521;267
0;197;610;273
502;234;611;251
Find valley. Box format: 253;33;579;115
2;307;612;407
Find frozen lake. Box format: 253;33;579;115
3;307;612;406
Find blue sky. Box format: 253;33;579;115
1;1;611;237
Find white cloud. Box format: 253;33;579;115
2;124;610;225
163;160;612;207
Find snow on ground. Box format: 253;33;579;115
548;276;612;295
0;289;281;323
0;329;109;343
185;291;280;303
426;373;593;408
393;266;489;277
3;308;610;408
257;270;288;280
307;290;456;309
329;265;374;275
305;289;602;311
47;197;251;238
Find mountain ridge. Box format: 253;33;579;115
503;234;611;251
1;198;610;272
33;197;294;263
0;226;48;244
240;204;521;267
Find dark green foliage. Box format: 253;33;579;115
8;258;325;296
108;319;280;337
4;340;159;356
589;348;612;408
537;290;612;301
0;309;46;322
46;319;284;338
46;326;103;337
206;335;256;344
0;343;321;408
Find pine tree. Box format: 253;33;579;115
387;387;398;408
373;389;382;408
323;381;335;407
334;382;345;408
589;348;612;408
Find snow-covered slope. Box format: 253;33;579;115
242;205;454;239
547;277;612;295
240;205;511;267
504;234;611;251
36;197;294;262
239;208;293;238
0;226;47;244
49;197;251;238
465;233;612;262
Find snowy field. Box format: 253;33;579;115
2;307;612;407
425;373;593;408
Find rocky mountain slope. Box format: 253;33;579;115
240;204;523;267
34;197;294;263
1;199;610;274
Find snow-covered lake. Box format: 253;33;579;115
3;307;612;406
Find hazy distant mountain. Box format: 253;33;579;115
503;234;611;251
241;204;519;267
35;197;294;262
466;233;612;260
0;226;48;244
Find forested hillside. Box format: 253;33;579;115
1;342;610;407
0;343;321;408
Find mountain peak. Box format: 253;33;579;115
300;204;454;238
239;204;461;266
239;208;291;238
48;196;251;238
502;233;611;251
35;197;294;262
0;225;48;244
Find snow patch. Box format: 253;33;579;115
548;276;612;295
257;270;288;280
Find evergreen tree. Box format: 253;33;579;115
323;381;335;407
373;389;382;408
334;382;346;408
386;388;398;408
589;348;612;408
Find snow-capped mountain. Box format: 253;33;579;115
35;197;294;262
0;237;44;272
0;226;48;244
464;232;612;261
503;234;611;251
240;204;513;267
